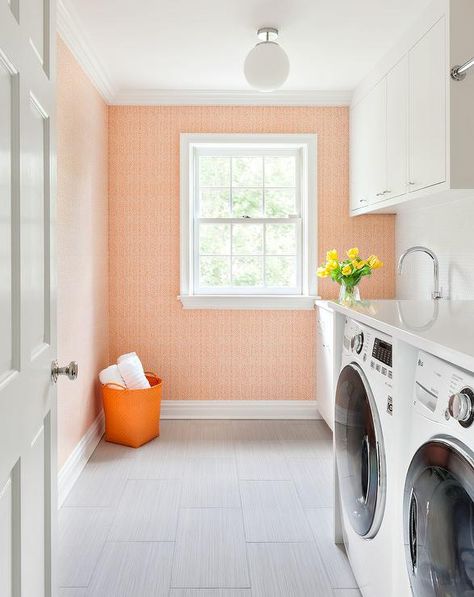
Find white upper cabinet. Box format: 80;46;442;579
386;56;408;200
408;18;446;193
367;78;387;204
350;94;371;211
350;0;474;215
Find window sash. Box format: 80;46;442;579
195;148;301;220
193;217;302;295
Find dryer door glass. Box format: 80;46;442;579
404;439;474;596
335;363;385;537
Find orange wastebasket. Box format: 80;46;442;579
101;372;162;448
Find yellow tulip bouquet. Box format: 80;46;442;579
317;248;383;303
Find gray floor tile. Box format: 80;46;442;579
275;421;332;442
279;437;333;459
108;480;181;541
332;590;362;596
90;439;138;462
170;591;252;596
63;458;130;508
230;421;281;441
247;542;333;597
127;438;187;479
183;421;236;458
306;508;358;589
235;441;290;480
87;542;173;597
59;590;87;597
240;480;313;542
59;507;114;587
287;457;333;507
158;420;194;441
171;508;250;588
181;458;240;508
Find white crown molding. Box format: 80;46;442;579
56;1;352;107
57;0;115;103
160;400;321;420
112;88;352;106
58;410;104;507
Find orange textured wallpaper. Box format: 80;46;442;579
57;38;109;466
108;106;395;401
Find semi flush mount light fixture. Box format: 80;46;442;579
244;27;290;92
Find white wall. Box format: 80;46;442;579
396;195;474;300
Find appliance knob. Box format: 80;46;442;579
448;391;473;423
350;332;364;354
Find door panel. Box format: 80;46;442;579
350;95;371;211
0;0;57;594
0;477;13;597
22;426;46;597
367;79;387;204
386;56;408;199
28;0;47;69
0;58;13;377
27;95;49;356
409;17;446;192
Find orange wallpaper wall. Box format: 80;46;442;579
57;38;109;466
108;106;395;401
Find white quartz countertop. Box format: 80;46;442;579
315;299;474;373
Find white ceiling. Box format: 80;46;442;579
61;0;431;100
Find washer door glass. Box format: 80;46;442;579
404;438;474;596
335;363;385;537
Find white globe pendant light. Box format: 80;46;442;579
244;27;290;92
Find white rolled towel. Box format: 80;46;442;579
117;352;150;390
99;364;125;389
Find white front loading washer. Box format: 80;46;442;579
398;351;474;597
335;318;396;596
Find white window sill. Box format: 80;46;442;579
178;295;319;310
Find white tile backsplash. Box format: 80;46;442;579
396;195;474;300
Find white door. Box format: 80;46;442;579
1;1;59;596
367;78;387;204
408;17;446;192
386;56;408;200
350;94;371;211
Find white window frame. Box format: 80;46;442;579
179;133;318;310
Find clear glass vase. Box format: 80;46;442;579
338;283;361;305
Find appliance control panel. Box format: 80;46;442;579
343;318;393;381
415;351;474;428
372;338;392;368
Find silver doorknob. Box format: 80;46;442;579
51;360;78;383
448;391;472;423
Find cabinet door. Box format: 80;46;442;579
350;95;371;212
367;78;387;204
316;308;334;430
409;17;446;192
386;56;408;199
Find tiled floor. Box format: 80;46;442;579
59;420;360;597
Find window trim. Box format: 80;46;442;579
179;133;318;310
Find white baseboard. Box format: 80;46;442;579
160;400;321;420
58;410;105;507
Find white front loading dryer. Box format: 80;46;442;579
398;351;474;597
335;318;396;596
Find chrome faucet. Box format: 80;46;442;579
397;246;442;299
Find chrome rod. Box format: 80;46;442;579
451;57;474;81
